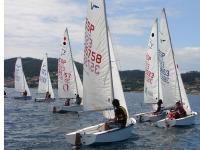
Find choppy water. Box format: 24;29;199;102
4;88;200;150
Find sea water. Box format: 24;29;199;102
4;88;200;150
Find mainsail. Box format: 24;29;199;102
58;28;82;99
83;0;128;118
159;8;190;114
15;57;31;96
38;54;54;98
83;0;113;113
144;19;163;104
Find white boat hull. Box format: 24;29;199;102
65;118;136;146
133;111;166;123
61;105;83;112
14;96;32;100
35;97;55;102
155;111;198;128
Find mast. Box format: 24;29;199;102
103;0;114;100
156;18;160;100
46;53;49;92
66;28;79;95
163;8;182;103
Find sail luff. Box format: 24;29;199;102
156;18;160;100
103;0;114;101
46;53;50;92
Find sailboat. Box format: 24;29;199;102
133;19;166;122
57;28;83;112
14;57;32;100
155;8;197;127
65;0;136;145
35;53;55;102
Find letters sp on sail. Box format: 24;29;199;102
83;0;113;111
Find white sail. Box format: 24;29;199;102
38;54;54;97
38;54;49;93
144;19;162;104
177;67;191;114
108;31;129;117
48;72;54;98
15;57;31;96
83;0;113;113
74;63;83;98
159;8;180;107
58;28;79;99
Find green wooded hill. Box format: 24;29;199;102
4;57;200;93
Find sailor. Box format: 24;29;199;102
64;99;70;106
45;91;51;99
174;101;187;118
104;99;127;129
153;99;163;115
23;90;27;96
75;94;82;105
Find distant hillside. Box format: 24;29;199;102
4;57;82;78
4;57;200;93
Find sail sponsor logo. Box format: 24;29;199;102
91;3;99;10
159;50;169;83
84;18;102;75
145;53;154;84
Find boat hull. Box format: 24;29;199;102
155;111;198;128
61;105;83;112
35;98;55;102
133;111;166;123
14;96;32;100
65;118;136;145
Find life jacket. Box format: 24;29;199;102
115;106;127;124
167;112;176;120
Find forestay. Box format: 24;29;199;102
15;57;31;96
159;8;180;107
108;31;129;117
58;28;82;99
83;0;113;114
144;19;162;104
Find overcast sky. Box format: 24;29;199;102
4;0;200;72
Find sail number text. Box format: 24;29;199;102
84;18;102;75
